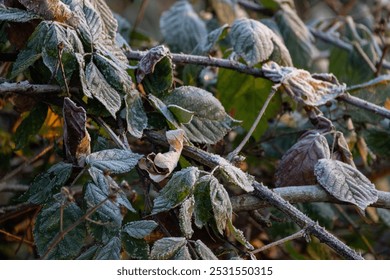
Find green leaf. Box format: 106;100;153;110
122;235;150;259
75;53;93;98
227;220;254;250
152;167;199;214
150;237;187;260
93;53;133;95
183;25;230;84
124;89;148;138
192;24;229;56
11;22;51;78
194;240;218;260
33;200;86;259
85;61;122;118
84;181;123;228
364;128;390;158
162;86;240;144
173;245;192;260
210;175;232;235
95;236;121;260
148;94;180;129
20;162;73;204
41;23;81;88
217;69;281;140
329;47;374;85
230;18;275;67
88;167;136;212
136;45;173;97
193;175;214;229
86;148;142;174
122;220;158;239
77;245;100;260
14;102;48;150
0;6;41;22
218;164;255;192
160;0;207;53
274;6;318;69
179;196;195;238
167;105;194;124
343;80;390;124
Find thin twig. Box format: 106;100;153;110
227;84;279;161
57;43;70;97
0;183;29;193
130;0;149;40
251;228;308;254
94;117;127;150
0;229;34;246
0;143;54;184
42;197;109;259
338;92;390;119
375;45;389;76
352;41;377;73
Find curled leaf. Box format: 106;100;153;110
139;129;185;182
332;132;356;167
275;132;330;187
262;62;346;106
63;97;91;166
314;159;378;211
136;45;171;84
19;0;79;26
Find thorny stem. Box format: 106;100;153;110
144;130;364;260
251;228;309;254
227;84;279;161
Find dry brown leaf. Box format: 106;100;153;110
262;62;346;106
275;131;330;187
139;129;185;182
18;0;79;26
332;132;356;167
63;97;91;166
315;159;378;211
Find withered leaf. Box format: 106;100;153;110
18;0;79;26
136;45;172;84
332;132;356;167
275;132;330;187
138;129;185;182
314;159;378;211
262;62;346;106
63;97;91;166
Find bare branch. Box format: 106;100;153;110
251;228;308;254
127;50;390;120
126;50;265;78
231;185;390;212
